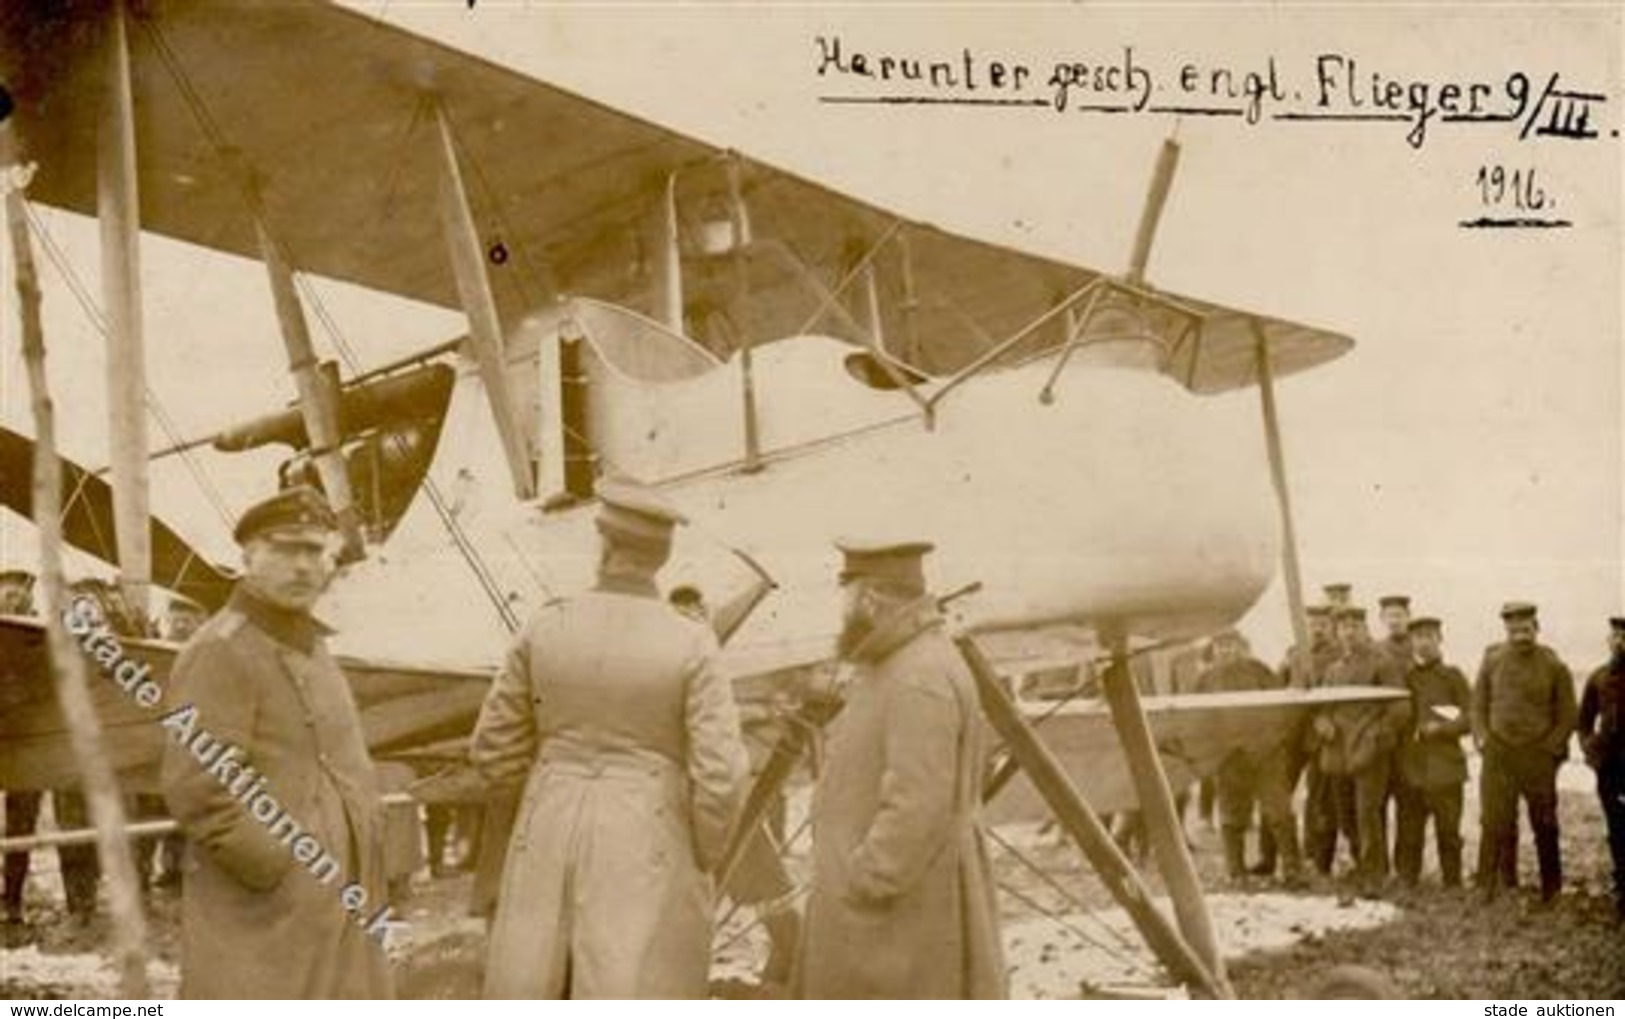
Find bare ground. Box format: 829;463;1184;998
4;783;1619;999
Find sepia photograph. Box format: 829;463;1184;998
0;0;1619;1002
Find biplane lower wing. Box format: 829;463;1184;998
985;685;1410;821
4;603;1405;822
0;614;491;793
0;425;235;611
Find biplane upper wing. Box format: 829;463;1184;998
0;1;1350;391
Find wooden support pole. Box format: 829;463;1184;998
1253;321;1312;681
432;101;535;499
253;211;366;561
1126;138;1181;287
651;171;684;333
1096;635;1233;995
98;0;151;626
957;637;1229;999
724;156;763;474
4;91;150;998
895;230;921;367
860;262;885;350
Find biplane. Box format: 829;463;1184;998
0;0;1401;997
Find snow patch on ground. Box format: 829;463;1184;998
0;945;178;999
1005;893;1399;999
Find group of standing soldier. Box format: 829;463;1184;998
1207;581;1625;922
466;477;1004;999
77;480;1003;999
7;484;1623;1001
1;571;204;936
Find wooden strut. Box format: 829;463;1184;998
710;631;1229;999
725;156;763;474
1094;634;1234;996
1253;321;1313;684
957;637;1231;1000
98;0;151;626
4;78;151;995
431;99;535;500
252;199;366;561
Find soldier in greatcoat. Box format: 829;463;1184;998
1393;616;1472;888
161;487;394;998
1311;606;1411;896
1472;601;1576;901
795;539;1005;999
1202;629;1304;885
470;476;748;998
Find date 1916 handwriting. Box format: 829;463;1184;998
1461;166;1570;230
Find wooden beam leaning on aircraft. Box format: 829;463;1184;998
469;475;749;999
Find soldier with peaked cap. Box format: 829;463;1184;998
1394;617;1473;888
472;475;747;999
165;594;209;642
1323;583;1354;609
161;487;393;998
796;539;1005;999
1375;595;1413;672
1254;605;1341;878
1577;617;1625;920
137;593;210;892
1200;629;1302;885
1472;602;1576;901
1311;606;1411;896
1373;595;1414;866
1280;604;1340;688
0;569;34;614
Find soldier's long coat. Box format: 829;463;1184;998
160;587;393;999
795;602;1006;999
470;578;747;999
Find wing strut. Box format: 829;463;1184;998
650;170;684;333
432;101;535;500
98;0;150;624
4;75;151;997
1100;134;1232;990
1097;635;1234;994
959;637;1232;999
1253;319;1313;677
251;195;366;561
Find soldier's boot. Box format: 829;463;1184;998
1440;851;1462;889
1534;824;1562;903
2;857;25;924
1275;823;1306;889
1222;828;1249;882
760;908;801;990
1251;826;1278;877
1439;827;1464;889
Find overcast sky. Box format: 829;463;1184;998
3;3;1619;668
